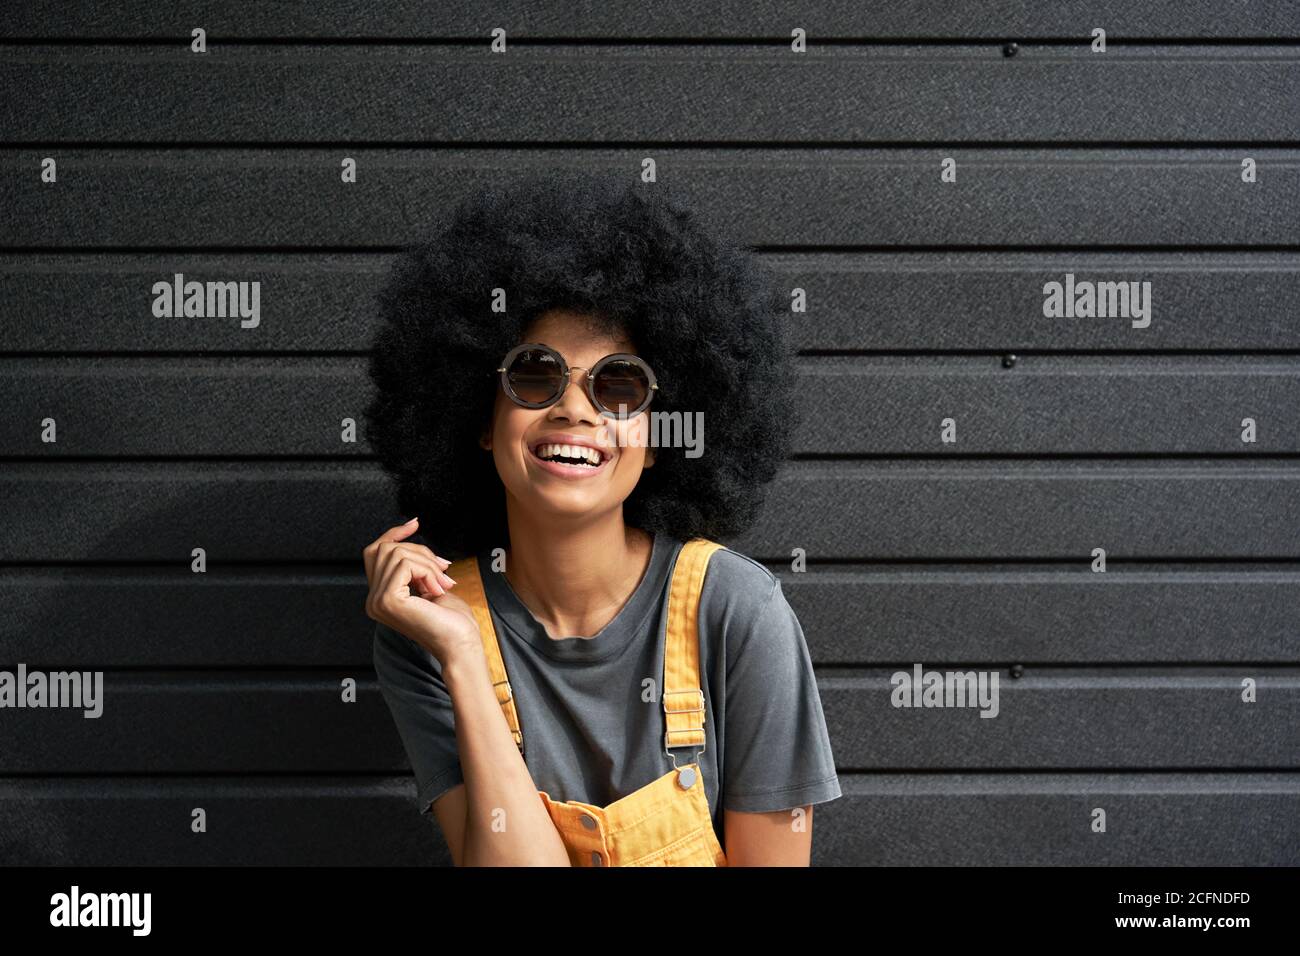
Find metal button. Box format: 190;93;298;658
580;814;598;830
677;766;697;789
591;851;603;866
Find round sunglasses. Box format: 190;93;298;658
496;342;658;419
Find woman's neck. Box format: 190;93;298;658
500;515;654;640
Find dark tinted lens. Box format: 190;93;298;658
593;360;651;414
507;349;564;404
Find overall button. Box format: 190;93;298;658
580;814;598;830
591;851;603;866
677;766;697;789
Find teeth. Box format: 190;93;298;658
536;443;602;466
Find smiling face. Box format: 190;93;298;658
479;309;657;526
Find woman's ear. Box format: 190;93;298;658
479;428;492;451
643;446;656;468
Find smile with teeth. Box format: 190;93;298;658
532;442;607;467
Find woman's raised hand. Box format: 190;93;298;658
363;517;483;664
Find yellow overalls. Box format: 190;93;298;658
445;537;729;867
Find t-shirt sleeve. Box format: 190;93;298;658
721;575;842;813
372;621;465;817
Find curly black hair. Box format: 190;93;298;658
364;168;798;560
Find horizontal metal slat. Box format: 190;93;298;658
4;46;1300;142
788;568;1300;664
818;673;1300;768
5;1;1299;41
0;777;444;865
816;773;1300;866
4;252;1300;352
4;460;1300;560
735;460;1300;559
5;356;1300;454
0;674;1293;771
4;566;1298;666
4;149;1296;247
2;773;1296;865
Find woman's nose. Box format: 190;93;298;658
551;369;600;418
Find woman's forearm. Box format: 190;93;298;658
441;645;571;866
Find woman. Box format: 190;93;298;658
362;170;840;866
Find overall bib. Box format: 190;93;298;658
445;537;729;867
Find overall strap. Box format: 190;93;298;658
443;553;524;752
663;537;726;753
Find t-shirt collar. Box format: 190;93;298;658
476;531;676;663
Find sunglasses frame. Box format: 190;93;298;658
495;342;659;419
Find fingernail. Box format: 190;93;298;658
435;556;451;568
443;574;457;585
401;515;418;525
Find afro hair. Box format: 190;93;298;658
363;168;798;560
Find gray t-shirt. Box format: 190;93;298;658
372;530;841;850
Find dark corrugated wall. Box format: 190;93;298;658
1;2;1297;865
